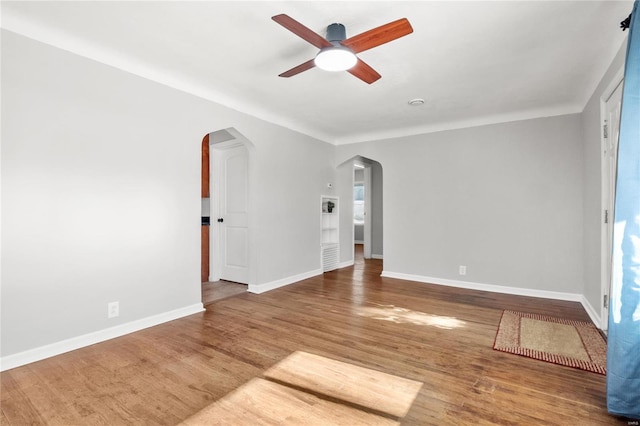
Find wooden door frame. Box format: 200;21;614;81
201;134;210;283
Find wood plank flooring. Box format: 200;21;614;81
1;248;628;425
201;280;247;305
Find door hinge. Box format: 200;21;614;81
604;294;609;309
603;123;609;139
604;209;609;224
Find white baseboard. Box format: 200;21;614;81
381;270;583;302
0;303;205;372
382;270;604;327
580;295;602;328
339;260;355;269
354;240;364;244
372;254;383;260
248;269;323;294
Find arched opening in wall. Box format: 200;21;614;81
201;128;254;305
339;155;384;265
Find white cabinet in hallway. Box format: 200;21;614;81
321;196;339;272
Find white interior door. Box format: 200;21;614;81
212;145;250;284
602;78;623;331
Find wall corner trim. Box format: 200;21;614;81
248;269;323;294
0;303;205;372
580;295;602;329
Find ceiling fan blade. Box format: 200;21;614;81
272;14;333;49
341;18;413;54
279;58;316;78
347;58;381;84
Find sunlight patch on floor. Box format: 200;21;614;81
357;304;466;329
180;351;422;425
264;351;422;418
180;378;398;425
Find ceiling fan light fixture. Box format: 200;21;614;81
315;46;357;72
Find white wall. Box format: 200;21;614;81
1;31;333;363
580;39;627;316
336;114;585;295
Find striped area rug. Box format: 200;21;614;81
493;310;607;375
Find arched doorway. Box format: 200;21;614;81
201;128;254;304
338;155;384;265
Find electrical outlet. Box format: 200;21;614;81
108;301;119;318
459;265;467;276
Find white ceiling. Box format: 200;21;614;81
1;1;633;145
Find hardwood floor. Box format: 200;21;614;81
202;280;247;305
1;248;627;425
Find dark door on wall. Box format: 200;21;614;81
201;134;210;282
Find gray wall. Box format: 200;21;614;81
245;126;335;284
336;114;585;294
371;161;384;257
337;161;354;262
354;225;364;242
1;26;627;362
1;31;334;358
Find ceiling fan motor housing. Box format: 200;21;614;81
326;23;347;45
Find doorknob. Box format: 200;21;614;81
217;218;224;223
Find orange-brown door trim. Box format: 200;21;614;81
201;133;210;283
